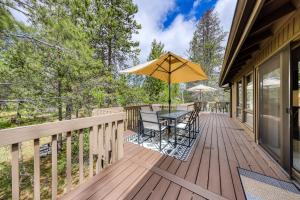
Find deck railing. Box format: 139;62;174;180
0;112;126;200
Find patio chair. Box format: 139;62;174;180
175;107;200;146
139;110;168;151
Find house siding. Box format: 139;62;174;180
230;9;300;140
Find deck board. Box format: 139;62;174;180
61;113;290;200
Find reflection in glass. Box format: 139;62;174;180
237;81;243;119
293;57;300;171
246;74;253;128
260;54;282;158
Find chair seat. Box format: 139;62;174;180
176;123;187;129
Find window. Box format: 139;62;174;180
245;74;254;128
237;80;243;120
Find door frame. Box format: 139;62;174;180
291;42;300;180
258;45;291;172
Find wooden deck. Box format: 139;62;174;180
61;113;289;200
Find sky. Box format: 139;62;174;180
10;0;237;63
133;0;237;62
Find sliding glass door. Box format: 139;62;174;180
259;47;290;169
292;46;300;173
259;54;282;159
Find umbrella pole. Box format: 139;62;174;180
168;55;171;113
168;82;171;113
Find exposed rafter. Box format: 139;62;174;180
251;2;296;34
235;54;252;63
246;29;273;46
239;44;260;55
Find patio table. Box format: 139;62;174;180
158;110;191;147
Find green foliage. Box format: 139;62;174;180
0;0;141;123
143;39;168;102
189;9;226;77
188;9;228;102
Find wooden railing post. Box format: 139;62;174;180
11;143;19;200
117;120;124;159
34;139;40;200
78;129;84;183
66;131;72;192
89;128;93;178
97;124;104;173
111;121;117;163
51;135;57;200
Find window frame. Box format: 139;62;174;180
244;72;254;129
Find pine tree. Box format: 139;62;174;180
143;39;166;103
188;9;227;102
189;9;226;77
91;0;141;72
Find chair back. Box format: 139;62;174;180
151;104;162;111
140;111;160;131
140;105;152;111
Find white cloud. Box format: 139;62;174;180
133;0;197;62
133;0;237;63
214;0;237;44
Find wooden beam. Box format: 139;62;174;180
231;61;246;72
246;29;273;46
239;44;260;55
235;54;252;63
251;2;296;34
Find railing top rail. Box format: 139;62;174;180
124;104;150;109
0;112;126;147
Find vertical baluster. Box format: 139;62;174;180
131;109;134;129
133;109;135;130
111;121;117;163
106;123;112;165
93;125;101;174
51;135;57;200
66;131;72;191
117;120;124;159
11;143;19;200
78;129;84;183
89;128;93;177
97;124;104;172
125;110;128;131
34;139;40;200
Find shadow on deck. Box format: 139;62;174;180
61;113;289;200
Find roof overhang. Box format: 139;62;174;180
219;0;297;86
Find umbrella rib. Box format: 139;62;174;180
157;69;169;73
170;54;207;79
170;61;189;73
149;56;170;76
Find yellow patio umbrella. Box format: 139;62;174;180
120;51;208;112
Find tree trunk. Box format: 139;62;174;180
57;78;63;150
57;79;63;121
65;102;72;120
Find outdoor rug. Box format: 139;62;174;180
238;168;300;200
126;129;200;161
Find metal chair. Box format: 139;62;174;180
139;110;168;151
174;107;200;147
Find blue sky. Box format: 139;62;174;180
163;0;217;29
133;0;236;62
